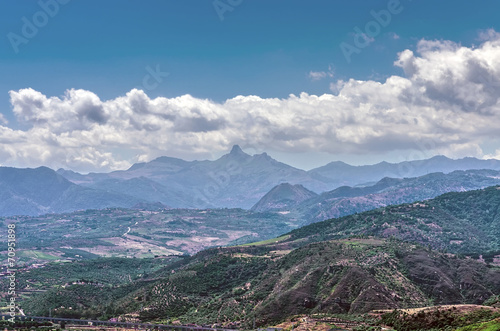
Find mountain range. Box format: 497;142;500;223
2;146;500;216
56;145;332;209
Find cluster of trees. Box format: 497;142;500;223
380;308;500;330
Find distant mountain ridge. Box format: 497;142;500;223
0;166;142;216
56;146;500;210
2;146;500;216
57;145;333;209
309;155;500;187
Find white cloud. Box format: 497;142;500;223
308;65;334;81
484;149;500;160
0;113;7;125
2;32;500;172
308;71;328;81
389;32;400;40
478;28;500;41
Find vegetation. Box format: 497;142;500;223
0;257;178;319
21;238;500;327
0;207;296;265
286;186;500;255
380;307;500;330
484;295;500;307
239;235;290;246
455;318;500;331
6;184;500;329
0;320;54;330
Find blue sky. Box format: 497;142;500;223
1;0;500;172
2;0;498;107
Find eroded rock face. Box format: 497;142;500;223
23;237;500;326
245;239;500;324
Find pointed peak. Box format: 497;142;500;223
275;182;294;188
230;145;244;154
327;160;351;166
227;145;251;159
216;145;250;162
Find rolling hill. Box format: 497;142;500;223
18;186;500;328
285;185;500;254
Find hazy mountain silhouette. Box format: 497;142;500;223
57;146;500;209
0;166;142;216
2;147;499;215
309;155;500;187
57;145;332;209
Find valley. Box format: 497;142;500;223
0;207;297;264
13;236;500;329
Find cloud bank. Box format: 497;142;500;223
3;31;500;172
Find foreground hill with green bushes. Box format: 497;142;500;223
14;186;500;329
286;185;500;255
21;237;500;328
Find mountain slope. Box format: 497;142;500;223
297;169;500;224
86;177;196;208
251;183;318;212
23;238;500;327
285;185;500;254
0;166;142;216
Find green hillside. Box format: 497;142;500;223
15;186;500;329
21;238;500;328
286;185;500;254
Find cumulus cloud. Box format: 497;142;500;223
2;32;500;172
